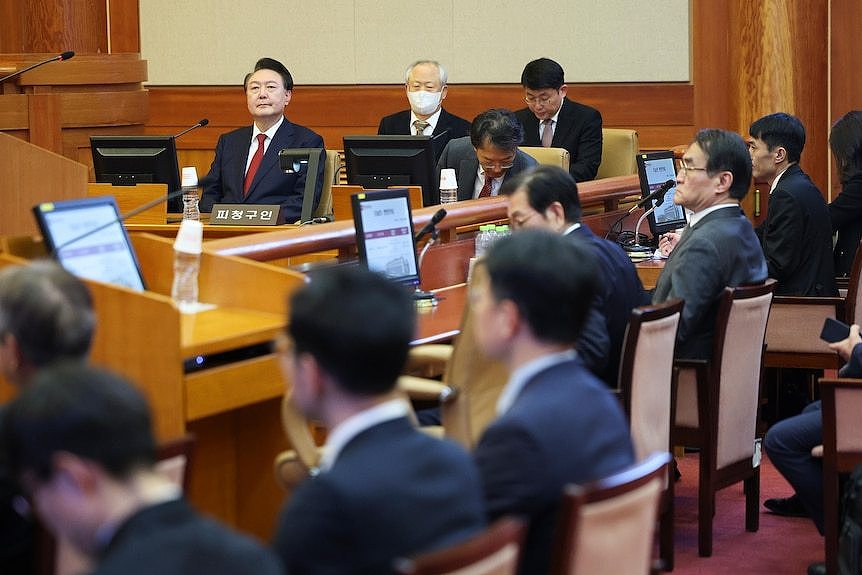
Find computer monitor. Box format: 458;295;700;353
90;135;182;213
32;196;147;292
343;135;436;207
351;188;420;288
636;151;687;236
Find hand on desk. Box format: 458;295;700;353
658;231;681;257
828;323;862;362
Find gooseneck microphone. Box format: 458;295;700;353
50;186;189;257
628;179;676;214
415;208;447;242
174;118;209;140
0;51;75;83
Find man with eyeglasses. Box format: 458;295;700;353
652;129;767;360
200;57;325;224
514;58;603;182
378;60;470;162
434;108;537;204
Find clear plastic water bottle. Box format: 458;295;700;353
171;219;203;311
475;224;492;258
439;168;458;204
181;166;200;221
495;224;510;239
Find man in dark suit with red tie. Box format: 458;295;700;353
515;58;603;182
200;57;324;224
377;60;470;162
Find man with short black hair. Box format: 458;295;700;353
652;129;768;359
0;260;95;574
515;57;603;182
378;60;470;161
502;165;648;386
471;231;635;575
272;266;485;574
749;112;836;296
201;57;325;223
1;363;282;575
435;108;537;204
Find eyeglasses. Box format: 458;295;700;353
678;159;709;175
272;333;293;356
479;161;514;171
524;91;558;106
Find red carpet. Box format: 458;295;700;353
672;452;822;574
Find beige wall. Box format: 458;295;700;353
140;0;689;85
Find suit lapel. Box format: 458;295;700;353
552;99;574;148
246;119;294;201
458;157;478;201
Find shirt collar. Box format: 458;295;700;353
769;164;794;195
318;398;411;472
252;115;284;142
496;350;577;415
410;108;442;133
563;222;582;235
688;203;738;228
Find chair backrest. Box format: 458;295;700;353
845;244;862;326
712;280;776;468
519;146;570;171
618;299;683;460
281;394;322;471
551;452;671;575
596;128;639;180
440;284;510;449
331;184;424;221
393;517;526;575
312;149;341;219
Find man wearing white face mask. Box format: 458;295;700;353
378;60;471;162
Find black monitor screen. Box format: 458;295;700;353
351;188;420;288
636;151;687;236
32;196;146;292
343;135;435;207
91;135;182;213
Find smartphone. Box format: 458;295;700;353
820;317;851;343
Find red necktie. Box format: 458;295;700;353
478;174;493;198
244;133;267;196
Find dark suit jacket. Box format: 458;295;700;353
434;136;537;204
568;226;649;387
515;98;603;182
829;173;862;277
653;206;768;359
378;108;471;163
474;359;635;575
0;406;33;575
94;499;282;575
200;119;325;224
755;164;837;295
273;416;485;575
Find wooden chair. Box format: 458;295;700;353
673;280;776;557
618;298;683;571
273;395;322;492
519;146;570;171
820;377;862;575
393;517;526;575
550;451;671;575
596;128;640;180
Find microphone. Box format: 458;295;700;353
0;51;75;83
50;187;189;257
415;208;447;241
628;179;676;214
174;118;209;140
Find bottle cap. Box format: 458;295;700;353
181;166;198;188
174;219;203;254
439;168;457;190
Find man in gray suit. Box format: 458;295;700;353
653;128;767;359
435;108;537;204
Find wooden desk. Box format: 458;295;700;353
414;284;466;345
635;259;665;291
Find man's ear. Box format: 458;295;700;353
545;201;567;229
774;145;787;164
715;171;735;195
0;332;24;383
51;452;101;495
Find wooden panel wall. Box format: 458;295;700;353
830;0;862;200
0;0;107;53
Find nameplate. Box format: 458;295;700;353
210;204;281;226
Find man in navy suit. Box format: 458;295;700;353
273;266;485;574
378;60;471;162
515;58;603;182
200;57;325;224
501;165;648;387
749;113;836;297
435;109;537;205
653;129;767;360
471;230;635;575
1;363;283;575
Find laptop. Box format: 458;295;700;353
33;196;147;292
350;188;420;289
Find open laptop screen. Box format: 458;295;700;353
33;196;146;292
636;151;687;236
351;188;420;288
